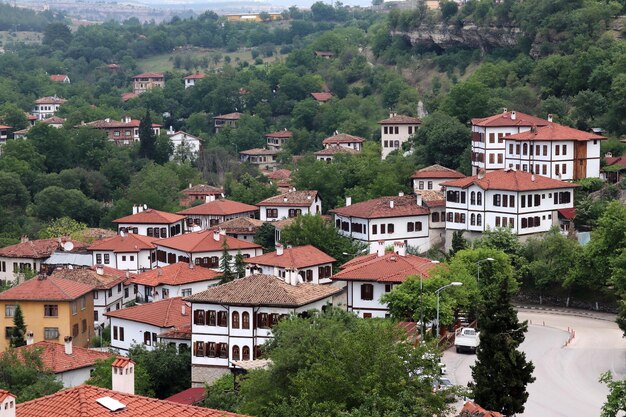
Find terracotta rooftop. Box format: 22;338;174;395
16;385;244;417
105;297;190;328
378;114;422;125
158;323;192;341
0;238;86;259
265;130;293;138
185;274;343;307
49;74;68;82
131;262;220;287
182;184;224;195
257;190;319;207
34;96;66;105
111;355;133;368
331;194;429;219
156;231;261;253
177;199;258;216
411;164;466;179
184;72;205;80
263;169;291;180
87;233;156;253
558;207;576;220
471;110;549;128
311;92;333;102
0;276;94;301
121;92;138;102
0;124;12;129
14;342;112;373
214;112;242;120
245;245;335;269
271;218;295;230
315;145;360;156
133;72;164;78
41;116;65;125
333;252;440;283
209;217;264;234
440;169;579;192
83;119;161;129
322;133;365;145
457;401;503;417
416;190;445;207
505;122;606;142
165;387;206;406
49;267;126;290
113;209;186;225
240;148;279;156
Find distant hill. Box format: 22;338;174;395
0;3;65;31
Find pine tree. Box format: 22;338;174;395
471;277;535;416
138;109;157;160
449;230;467;256
10;305;27;348
219;240;234;284
234;250;246;278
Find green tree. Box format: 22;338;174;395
413;111;471;170
38;217;87;239
139;110;157;160
234;251;246;278
86;356;154;397
10;305;27;348
440;80;496;124
440;1;459;20
600;372;626;417
253;222;276;252
219;240;235;284
123;162;182;212
0;348;63;402
129;344;191;399
33;186;102;225
449;230;467;257
42;22;72;46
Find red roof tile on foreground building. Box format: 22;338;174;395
378;114;422;125
264;130;293;139
471;110;549;128
311;92;333;102
113;209;186;225
165;387;206;406
257;190;319;207
131;262;220;287
214;112;242;120
245;245;335;269
506;122;605;142
178;199;258;216
0;276;94;301
330;195;429;219
208;217;264;234
49;267;126;290
322;133;365;145
411;164;466;179
456;401;503;417
333;252;440;283
0;238;86;259
14;341;112;373
16;385;245;417
440;169;579;192
87;233;156;253
156;231;261;253
105;297;190;329
263;169;291;180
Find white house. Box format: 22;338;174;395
32;96;66;120
471;109;551;175
239;148;279;170
166;129;203;161
49;74;71;84
105;297;191;353
186;274;344;386
208;217;264;242
441;168;578;248
113;206;186;238
258;190;321;221
331;241;441;318
265;130;292;150
155;230;263;269
378;113;421;160
180;184;225;207
184;72;205;89
130;262;221;304
244;244;335;284
87;233;156;272
314;145;360;162
411;164;465;193
178;199;259;231
330;194;432;253
0;124;12;145
321;133;364;152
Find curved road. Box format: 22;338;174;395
442;309;626;416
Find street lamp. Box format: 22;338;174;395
476;258;494;283
435;282;463;338
341;248;368;256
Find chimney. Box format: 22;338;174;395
137;205;145;214
346;196;352;206
398;192;404;197
168;126;174;135
389;200;394;209
96;266;104;276
188;183;192;189
206;194;216;202
0;390;16;417
188;261;194;270
477;169;486;180
64;336;73;355
377;241;385;257
393;241;406;257
123;116;131;123
219;228;226;236
503;107;507;113
287;268;298;286
511;111;516;120
605;152;613;158
20;235;29;243
276;244;284;256
181;303;187;316
547;114;553;123
111;356;135;395
416;194;423;206
531;174;536;182
105;118;110;123
213;230;220;241
283;197;288;203
132;204;137;215
26;331;34;346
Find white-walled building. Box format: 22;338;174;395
213;112;242;133
265;130;292;150
330;194;432;253
132;72;164;94
113;207;186;238
314;145;360;162
87;233;156;272
81;117;161;145
184;72;205;88
258;190;321;221
186;274;344;386
166;129;203;161
180;184;225;207
321;133;364;152
178;199;259;231
155;230;263;269
441;169;578;248
332;242;441;318
378;114;421;160
106;297;190;353
245;244;335;284
239;148;279;170
32;96;66;120
411;164;465;193
130;262;221;304
208;217;264;242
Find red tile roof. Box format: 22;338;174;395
330;195;429;219
111;355;133;368
177;199;258;216
311;92;333;102
214;112;242;120
440;169;579;192
17;384;245;417
263;169;291;180
378;114;422;125
133;72;164;79
131;262;220;287
185;274;343;307
0;276;94;301
265;130;293;138
113;209;186;225
49;267;126;290
558;208;576;220
245;245;335;269
34;96;66;105
0;238;86;259
14;342;112;373
121;92;139;102
209;217;264;234
49;74;69;82
333;252;440;283
158;323;191;340
0;389;12;403
0;124;12;129
506;123;606;142
471;111;549;128
239;148;279;156
87;233;156;253
322;133;365;145
257;190;318;207
156;231;261;253
411;164;465;179
457;401;503;417
182;184;224;196
184;72;205;80
41;116;65;125
314;51;335;57
105;297;190;328
165;387;206;406
315;145;360;156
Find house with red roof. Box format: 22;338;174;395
245;244;336;284
208;217;265;242
311;92;333;102
239;148;279;170
186;274;343;385
177;198;259;231
81;116;161;145
113;206;186;238
87;233;157;273
31;96;66;120
257;190;321;221
130;262;220;304
165;127;203;161
265;130;292;150
330;194;433;253
180;184;225;207
441;169;578;248
411;164;466;193
132;72;164;94
155;230;262;269
184;71;205;89
213;112;242;133
378;113;421;160
315;144;360;162
0;275;95;351
322;132;364;152
49;74;70;83
105;297;191;353
602;152;626;183
331;242;441;318
0;124;12;144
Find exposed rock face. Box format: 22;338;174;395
392;23;522;51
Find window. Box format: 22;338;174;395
489;153;495;164
502;195;508;208
5;327;13;339
124;288;129;298
555;145;560;156
516;144;520;155
207;310;217;326
477;192;482;205
394;126;399;134
493;194;501;207
181;288;192;297
385;284;392;293
461;192;466;204
217;311;228;327
534;194;540;207
288;209;302;218
562;164;567;175
470;191;476;205
407;222;414;232
94;311;99;321
509;196;515;207
143;331;152;346
477;214;482;226
242;312;250;329
497;154;503;164
432;212;440;223
80;296;86;310
232;311;240;329
523;143;528;155
509;143;514;154
266;208;278;218
44;327;59;340
383;126;388;134
418;181;424;190
194;341;205;357
257;313;269;329
489;133;495;143
193;310;205;326
121;256;126;261
44;304;58;317
372;225;377;235
220;343;228;358
242;346;250;360
207;342;216;357
103;254;110;264
387;223;394;234
5;305;16;317
562;145;567;155
363;313;373;319
495;216;501;227
82;319;87;333
305;270;313;282
380;224;386;234
427;181;433;189
73;323;79;337
408;126;413;135
543;145;547;156
96;254;102;264
361;284;374;301
232;345;240;361
470;213;476;226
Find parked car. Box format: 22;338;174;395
455;327;480;354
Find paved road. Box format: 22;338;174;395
442;309;626;417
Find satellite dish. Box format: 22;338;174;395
63;241;74;252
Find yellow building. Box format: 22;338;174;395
0;275;95;351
